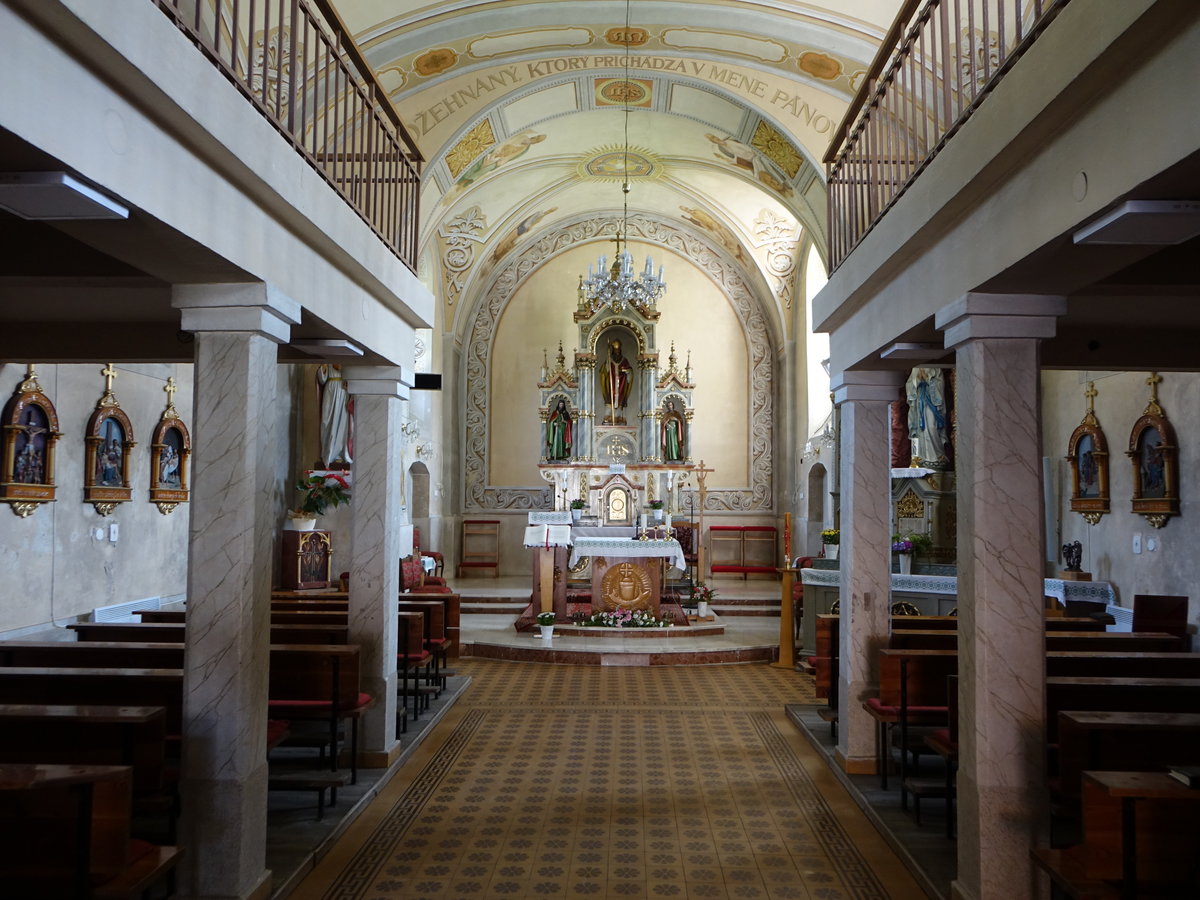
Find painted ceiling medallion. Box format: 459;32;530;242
751;121;802;179
446;119;497;179
798;51;842;80
580;146;660;181
595;77;652;107
414;47;458;77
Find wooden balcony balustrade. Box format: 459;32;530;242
152;0;423;267
824;0;1073;269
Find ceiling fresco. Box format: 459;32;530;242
329;0;899;338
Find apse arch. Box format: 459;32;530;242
460;212;775;513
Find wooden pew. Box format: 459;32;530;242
69;621;350;645
266;643;372;784
0;762;181;900
1047;651;1200;679
1054;711;1200;811
397;599;449;690
1046;677;1200;743
1034;771;1200;899
396;611;431;730
865;649;958;793
138;608;351;627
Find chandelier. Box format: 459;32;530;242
577;0;666;314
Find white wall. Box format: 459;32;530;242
1042;370;1200;632
0;362;192;633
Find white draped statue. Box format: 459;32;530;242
318;364;352;468
906;367;947;467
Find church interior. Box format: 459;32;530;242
2;0;1200;898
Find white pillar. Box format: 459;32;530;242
172;283;300;900
938;292;1066;900
345;365;413;763
831;370;904;772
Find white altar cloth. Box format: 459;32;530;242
569;537;686;572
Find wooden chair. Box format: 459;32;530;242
414;526;445;578
919;674;959;838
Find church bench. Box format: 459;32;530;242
397;612;433;731
0;762;181;900
1034;771;1200;899
1046;677;1200;743
397;600;450;690
137;608;352;627
1047;651;1200;679
1046;632;1184;653
69;621;351;645
865;649;958;793
708;525;778;580
1053;711;1200;814
270;590;348;601
266;644;372;784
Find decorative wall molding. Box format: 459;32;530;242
440;206;488;308
461;212;774;512
752;209;799;311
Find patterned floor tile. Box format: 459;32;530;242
292;661;926;900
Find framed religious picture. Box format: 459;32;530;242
84;363;136;516
149;376;191;515
280;529;332;590
1065;382;1110;524
1126;373;1179;529
1;364;62;517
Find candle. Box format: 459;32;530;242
665;513;672;530
639;513;646;531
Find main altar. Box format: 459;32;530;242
526;254;704;618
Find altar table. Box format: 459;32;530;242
569;537;686;613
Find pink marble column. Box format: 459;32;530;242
831;371;904;772
345;366;412;763
173;283;300;900
938;293;1066;900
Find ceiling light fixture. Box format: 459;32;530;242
577;0;666;314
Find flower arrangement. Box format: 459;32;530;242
690;582;717;605
821;528;840;545
899;531;933;555
648;500;664;510
891;537;914;555
536;611;556;626
569;498;586;509
293;473;350;516
575;608;675;628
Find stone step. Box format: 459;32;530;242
463;602;528;615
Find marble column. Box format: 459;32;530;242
172;283;300;900
937;293;1066;900
345;365;412;764
831;370;904;772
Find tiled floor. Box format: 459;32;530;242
286;660;928;900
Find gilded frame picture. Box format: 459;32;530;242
1;365;62;517
1064;382;1109;524
84;364;136;516
149;377;191;515
1126;373;1179;529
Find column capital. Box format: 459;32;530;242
831;369;905;405
172;283;301;344
344;365;413;399
936;292;1067;349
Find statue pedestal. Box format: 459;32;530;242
1057;570;1092;581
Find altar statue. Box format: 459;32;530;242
907;367;947;467
661;400;685;462
600;339;633;423
546;398;572;460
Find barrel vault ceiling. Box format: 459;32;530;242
333;0;897;340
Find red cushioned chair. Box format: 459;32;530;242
414;527;445;578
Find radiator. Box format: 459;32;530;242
92;597;161;623
1106;603;1133;632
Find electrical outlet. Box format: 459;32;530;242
108;522;119;542
1146;537;1158;553
1132;533;1142;554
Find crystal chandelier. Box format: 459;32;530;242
577;0;666;314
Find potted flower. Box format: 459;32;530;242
891;535;914;575
821;528;840;561
570;498;586;523
649;499;664;521
536;610;556;638
288;473;350;531
691;582;717;618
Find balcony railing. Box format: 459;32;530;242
153;0;422;270
825;0;1072;271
